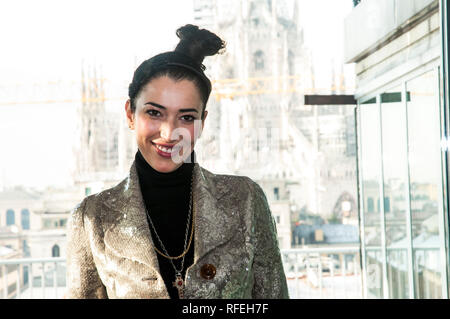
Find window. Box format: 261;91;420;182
6;209;15;226
22;240;30;257
254;50;264;70
367;197;374;213
23;265;29;285
274;187;279;200
52;244;60;257
384;197;391;213
359;97;383;297
380;85;409;297
21;209;30;230
358;69;447;299
407;70;443;298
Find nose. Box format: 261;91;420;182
159;120;177;142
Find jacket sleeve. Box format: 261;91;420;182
65;198;107;299
248;179;290;299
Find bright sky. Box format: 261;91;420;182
0;0;353;190
0;0;196;190
299;0;354;90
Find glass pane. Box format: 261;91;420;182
381;86;408;247
380;85;410;298
366;249;383;298
387;249;409;298
359;100;382;247
21;209;30;230
407;70;443;298
414;249;442;298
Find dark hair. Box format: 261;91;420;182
128;24;226;119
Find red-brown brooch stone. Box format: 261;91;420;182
200;264;216;280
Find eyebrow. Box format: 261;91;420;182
144;101;199;113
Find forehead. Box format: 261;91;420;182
137;76;203;111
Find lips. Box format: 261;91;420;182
151;142;176;158
153;143;174;153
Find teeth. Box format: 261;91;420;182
155;144;173;153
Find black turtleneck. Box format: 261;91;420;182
135;149;195;299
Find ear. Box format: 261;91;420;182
201;110;208;131
125;99;135;130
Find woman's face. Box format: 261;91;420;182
125;76;207;173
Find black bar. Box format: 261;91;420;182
304;95;357;105
381;92;411;103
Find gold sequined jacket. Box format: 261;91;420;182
66;161;289;299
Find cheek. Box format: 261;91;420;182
135;116;158;135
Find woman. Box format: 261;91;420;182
66;24;289;299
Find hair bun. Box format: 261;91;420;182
175;24;226;63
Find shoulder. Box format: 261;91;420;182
200;166;267;201
92;176;130;203
69;176;129;224
201;167;250;184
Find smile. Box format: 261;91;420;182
152;142;177;158
154;144;174;153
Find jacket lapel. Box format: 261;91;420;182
103;161;160;272
192;164;239;263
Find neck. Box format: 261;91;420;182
135;149;194;188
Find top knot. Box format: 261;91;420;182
174;24;226;64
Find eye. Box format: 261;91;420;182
146;109;161;117
181;115;196;122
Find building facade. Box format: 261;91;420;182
0;246;22;298
0;187;82;260
74;63;136;197
193;0;359;249
345;0;449;298
0;185;84;298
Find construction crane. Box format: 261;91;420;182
0;74;352;106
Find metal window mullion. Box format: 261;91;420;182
377;94;390;299
41;262;45;299
330;257;335;299
435;64;449;298
440;0;450;299
16;264;20;299
355;103;368;299
29;263;33;299
403;81;416;299
318;257;323;299
295;257;300;299
2;265;7;298
54;261;58;298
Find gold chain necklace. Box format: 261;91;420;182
147;201;195;260
143;172;195;298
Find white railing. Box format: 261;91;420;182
281;246;363;299
0;257;66;299
0;246;363;299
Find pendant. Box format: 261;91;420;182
173;272;185;299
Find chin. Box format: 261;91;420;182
154;162;180;173
150;155;183;173
140;143;191;173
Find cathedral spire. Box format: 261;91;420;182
293;0;300;30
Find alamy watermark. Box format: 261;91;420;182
366;263;381;289
169;120;287;164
